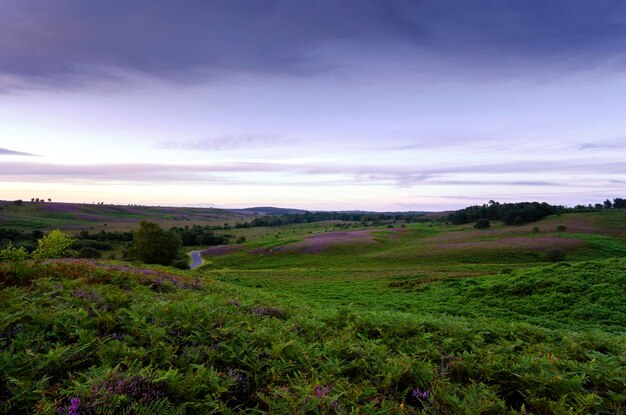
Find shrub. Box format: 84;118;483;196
532;226;540;234
31;230;76;259
171;258;190;270
544;249;565;262
474;219;491;229
556;225;567;232
0;243;30;285
78;247;102;259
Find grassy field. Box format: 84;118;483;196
1;208;625;414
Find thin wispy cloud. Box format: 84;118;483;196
0;147;37;156
0;160;621;188
159;135;289;151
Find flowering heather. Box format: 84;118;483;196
45;259;202;291
227;368;251;402
72;288;99;302
252;305;285;319
411;388;430;400
314;385;329;398
56;397;80;415
92;374;165;403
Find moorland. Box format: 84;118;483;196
0;200;624;414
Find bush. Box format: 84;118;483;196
474;219;491;229
0;243;30;285
78;247;102;259
31;230;76;259
544;249;565;262
236;236;246;244
171;259;190;270
556;225;567;232
532;226;540;234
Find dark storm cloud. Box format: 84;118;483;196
1;0;626;88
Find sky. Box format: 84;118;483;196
0;0;625;211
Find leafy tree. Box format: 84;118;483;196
131;221;181;265
31;230;76;259
603;199;613;209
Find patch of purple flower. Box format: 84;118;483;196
56;397;80;415
314;385;329;398
227;368;251;402
72;288;99;302
411;388;431;400
92;374;164;403
252;305;285;319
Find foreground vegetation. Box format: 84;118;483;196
1;258;624;414
1;206;625;414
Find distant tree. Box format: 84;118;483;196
31;198;35;202
31;230;76;259
130;221;181;265
603;199;613;209
594;203;603;210
12;200;23;206
474;218;491;229
613;198;625;209
35;198;39;203
48;198;52;202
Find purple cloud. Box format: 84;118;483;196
1;159;622;188
2;1;626;90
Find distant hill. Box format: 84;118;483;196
236;207;308;215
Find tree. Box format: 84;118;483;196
12;200;23;206
31;230;76;259
130;221;181;265
603;199;613;209
474;218;491;229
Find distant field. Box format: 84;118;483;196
0;200;256;232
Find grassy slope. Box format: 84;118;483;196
0;201;253;232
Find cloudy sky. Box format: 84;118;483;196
1;0;625;210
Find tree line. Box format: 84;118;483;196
447;198;625;226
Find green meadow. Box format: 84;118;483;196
1;206;625;414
